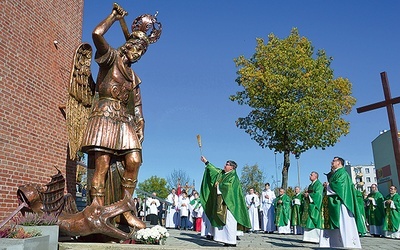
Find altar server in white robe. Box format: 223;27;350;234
165;188;179;228
146;193;160;225
261;183;276;233
246;188;260;232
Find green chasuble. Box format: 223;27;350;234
200;162;251;229
274;193;291;226
383;193;400;232
305;179;323;229
325;167;366;234
356;190;368;235
365;191;384;226
291;193;303;226
300;195;309;227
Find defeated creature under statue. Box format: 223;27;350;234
15;169;142;241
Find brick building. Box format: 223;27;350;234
0;0;84;222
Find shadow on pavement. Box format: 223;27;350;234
173;232;225;247
264;234;323;249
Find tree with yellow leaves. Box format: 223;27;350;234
230;28;356;189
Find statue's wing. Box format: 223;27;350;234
41;167;78;215
66;43;95;160
41;168;66;215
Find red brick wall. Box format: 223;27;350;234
0;0;84;222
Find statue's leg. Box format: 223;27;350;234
121;151;145;229
90;152;110;206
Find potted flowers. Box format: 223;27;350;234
132;225;169;245
0;224;50;249
16;213;59;250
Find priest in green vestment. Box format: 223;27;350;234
355;189;368;236
319;156;363;249
366;183;384;237
300;194;309;228
383;185;400;239
291;186;304;235
303;171;323;243
199;156;251;247
274;188;291;234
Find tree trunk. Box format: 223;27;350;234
281;150;290;189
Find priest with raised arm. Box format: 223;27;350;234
200;156;251;247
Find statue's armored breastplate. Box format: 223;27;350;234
99;81;132;104
97;60;135;104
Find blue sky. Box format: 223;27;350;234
82;1;400;191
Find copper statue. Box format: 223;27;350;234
1;3;162;241
65;2;161;236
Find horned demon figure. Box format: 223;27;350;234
16;169;141;240
65;2;162;236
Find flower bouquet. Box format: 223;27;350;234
133;225;169;245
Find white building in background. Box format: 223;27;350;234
344;163;377;194
371;130;400;197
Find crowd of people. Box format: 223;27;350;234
135;155;400;248
132;188;204;232
194;155;400;248
164;187;204;231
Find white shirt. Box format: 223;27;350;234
246;193;260;208
179;197;190;217
167;193;179;208
261;189;276;205
146;197;160;215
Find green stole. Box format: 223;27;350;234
190;197;201;210
200;162;251;229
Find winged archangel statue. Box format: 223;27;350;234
65;2;162;234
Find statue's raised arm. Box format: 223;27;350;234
92;3;128;56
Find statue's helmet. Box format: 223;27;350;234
130;12;162;45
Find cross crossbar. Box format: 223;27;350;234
357;71;400;185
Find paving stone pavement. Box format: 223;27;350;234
59;229;400;250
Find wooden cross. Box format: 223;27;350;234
357;72;400;184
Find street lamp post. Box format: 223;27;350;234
275;151;278;189
295;153;301;188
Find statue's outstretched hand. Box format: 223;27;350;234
200;156;207;163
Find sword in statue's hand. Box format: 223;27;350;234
113;2;130;40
